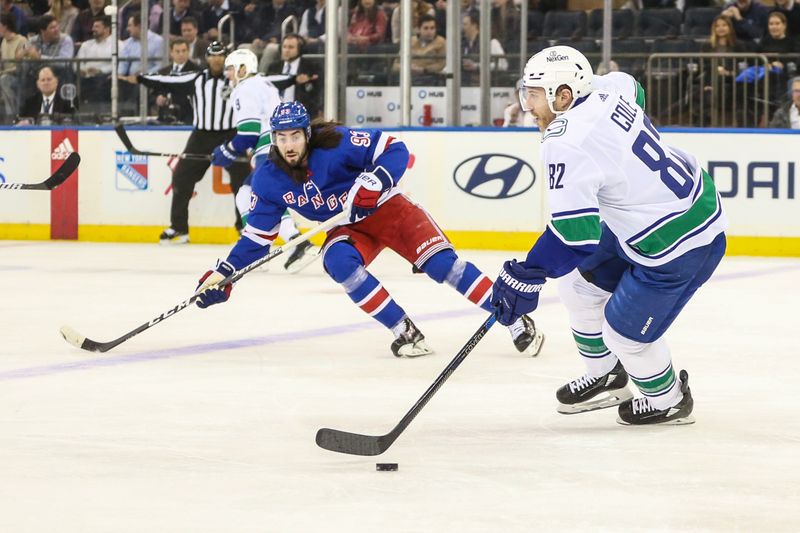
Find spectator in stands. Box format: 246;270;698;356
152;38;200;124
704;15;743;53
773;0;800;37
1;0;28;35
0;13;27;121
75;15;112;104
119;0;162;39
48;0;80;37
299;0;326;49
759;11;794;110
201;0;243;42
118;12;164;77
721;0;769;41
769;76;800;127
181;16;208;66
72;0;108;45
348;0;388;50
490;0;520;51
169;0;200;37
18;65;76;124
390;0;433;44
266;33;322;118
760;11;794;60
433;0;447;37
391;14;445;83
461;10;507;85
23;14;75;60
249;0;299;63
250;1;293;69
28;0;49;16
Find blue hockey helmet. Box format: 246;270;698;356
270;102;311;139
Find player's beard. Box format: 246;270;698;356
270;145;309;183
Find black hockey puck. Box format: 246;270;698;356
376;463;398;471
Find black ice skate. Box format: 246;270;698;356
617;369;695;426
508;315;545;357
556;360;633;414
390;318;433;358
283;240;320;274
159;227;189;245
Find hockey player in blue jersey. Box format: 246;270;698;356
490;46;727;425
210;49;318;273
195;101;545;358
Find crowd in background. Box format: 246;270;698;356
0;0;799;127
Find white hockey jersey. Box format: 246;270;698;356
540;83;727;267
230;75;283;157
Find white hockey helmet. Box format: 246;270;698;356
225;49;259;85
520;45;593;114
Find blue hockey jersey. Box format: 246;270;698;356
225;126;409;269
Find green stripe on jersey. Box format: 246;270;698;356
255;133;272;151
631;170;719;256
572;333;608;355
634;80;646;109
237;120;261;134
551;214;602;244
630;366;676;395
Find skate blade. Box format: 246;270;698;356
557;387;634;414
285;247;321;274
616;413;696;426
397;340;434;358
521;331;545;357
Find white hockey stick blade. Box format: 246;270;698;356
59;325;86;349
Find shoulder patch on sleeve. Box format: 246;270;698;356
543;118;568;141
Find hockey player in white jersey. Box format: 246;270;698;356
211;49;319;273
491;46;728;425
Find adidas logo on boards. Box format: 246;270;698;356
51;138;75;160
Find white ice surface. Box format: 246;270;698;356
0;241;798;532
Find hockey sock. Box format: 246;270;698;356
343;266;406;329
423;251;493;312
558;270;618;377
602;324;682;410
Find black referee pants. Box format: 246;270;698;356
170;129;250;233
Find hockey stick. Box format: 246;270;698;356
115;125;248;162
316;313;498;456
59;211;347;353
0;153;80;190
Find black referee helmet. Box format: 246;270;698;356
206;41;227;56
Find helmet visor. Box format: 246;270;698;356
518;86;538;113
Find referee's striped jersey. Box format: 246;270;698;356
139;69;234;131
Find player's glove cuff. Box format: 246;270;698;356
491;260;546;326
370;165;395;190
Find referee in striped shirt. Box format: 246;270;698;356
137;41;250;244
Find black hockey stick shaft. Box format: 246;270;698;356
115;125;247;162
315;313;498;456
60;212;347;353
0;153;80;190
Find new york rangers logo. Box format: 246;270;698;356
115;151;149;191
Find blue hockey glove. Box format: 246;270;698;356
211;142;238;168
195;260;235;308
491;260;546;326
344;166;393;224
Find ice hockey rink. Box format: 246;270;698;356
0;240;797;532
